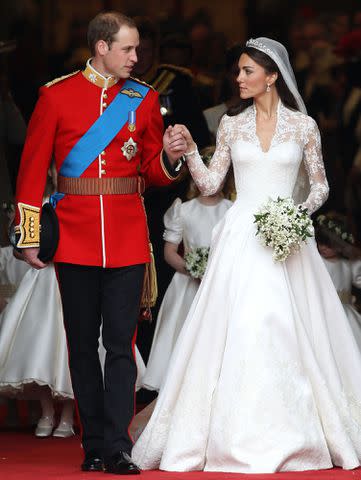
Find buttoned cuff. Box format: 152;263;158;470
15;202;41;248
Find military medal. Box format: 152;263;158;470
128;110;136;132
121;137;138;161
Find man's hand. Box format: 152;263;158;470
163;125;188;165
21;247;47;269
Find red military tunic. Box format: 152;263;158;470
15;62;177;268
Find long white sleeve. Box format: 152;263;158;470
302;117;329;215
185;116;231;195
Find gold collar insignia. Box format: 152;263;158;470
82;59;119;89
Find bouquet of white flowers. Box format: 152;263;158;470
184;247;210;279
254;197;314;262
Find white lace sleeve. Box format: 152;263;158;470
301;117;329;215
185;116;231;195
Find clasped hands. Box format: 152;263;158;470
162;124;196;165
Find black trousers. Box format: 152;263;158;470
56;262;145;457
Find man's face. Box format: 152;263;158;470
102;25;139;78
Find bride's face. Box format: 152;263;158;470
237;53;277;99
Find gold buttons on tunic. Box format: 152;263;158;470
102;102;107;108
101;159;106;165
103;93;108;99
101;169;106;175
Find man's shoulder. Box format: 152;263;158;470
129;76;156;92
44;70;81;89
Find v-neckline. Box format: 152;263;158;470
253;100;281;154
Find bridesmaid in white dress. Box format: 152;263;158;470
315;213;361;351
132;38;361;473
0;263;76;436
142;171;232;392
0;245;30;310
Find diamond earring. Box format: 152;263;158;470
266;83;271;93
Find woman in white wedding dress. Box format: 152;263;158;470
132;38;361;473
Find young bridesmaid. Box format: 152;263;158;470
316;213;361;351
142;148;234;392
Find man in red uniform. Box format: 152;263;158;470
14;11;186;475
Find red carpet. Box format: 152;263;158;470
1;430;361;480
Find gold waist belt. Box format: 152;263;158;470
57;176;145;195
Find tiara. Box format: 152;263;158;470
246;38;274;58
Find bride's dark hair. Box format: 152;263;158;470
227;46;299;116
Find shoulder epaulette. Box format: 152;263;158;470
151;70;176;94
45;70;79;88
130;76;155;91
159;64;193;78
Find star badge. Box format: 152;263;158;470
121;137;138;161
89;73;97;83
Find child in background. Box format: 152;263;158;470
142;147;234;392
0;203;30;312
0;166;75;436
0;242;32;427
315;213;361;351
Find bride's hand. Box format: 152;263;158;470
171;124;197;153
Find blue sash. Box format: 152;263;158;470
60;79;149;178
50;79;149;207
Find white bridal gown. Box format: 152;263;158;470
132;102;361;473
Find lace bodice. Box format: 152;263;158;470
186;103;329;215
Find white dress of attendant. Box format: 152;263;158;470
0;264;146;399
0;246;30;302
142;197;232;391
322;257;361;351
132;102;361;473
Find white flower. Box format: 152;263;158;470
184;247;210;279
254;197;313;262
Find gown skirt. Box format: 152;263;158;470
132;203;361;473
